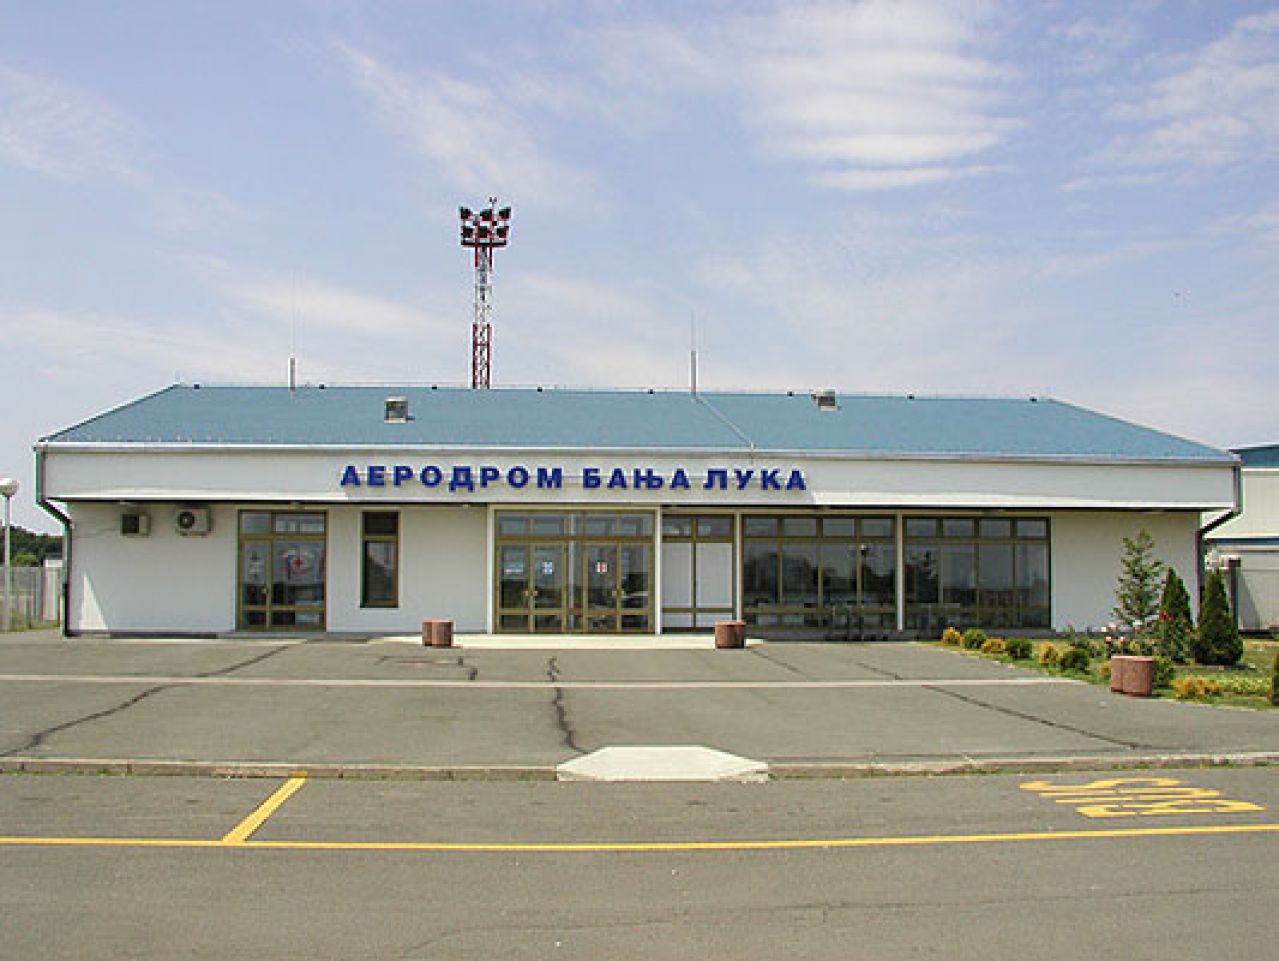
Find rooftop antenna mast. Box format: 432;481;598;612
459;197;513;389
689;312;698;396
288;274;298;394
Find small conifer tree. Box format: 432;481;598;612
1271;649;1279;707
1113;530;1164;627
1155;568;1193;662
1192;568;1242;666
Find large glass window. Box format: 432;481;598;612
743;515;896;634
661;514;735;630
905;516;1050;632
361;512;399;608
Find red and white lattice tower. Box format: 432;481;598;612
459;198;512;389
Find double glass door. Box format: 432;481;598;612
496;513;652;633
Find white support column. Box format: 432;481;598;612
652;508;663;634
733;512;743;621
484;504;495;634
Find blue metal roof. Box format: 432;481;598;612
40;384;1234;462
1235;445;1279;468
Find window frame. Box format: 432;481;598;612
360;511;400;609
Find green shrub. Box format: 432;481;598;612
1173;677;1221;701
1155;568;1193;662
1272;650;1279;707
980;637;1007;656
1113;529;1164;626
961;628;988;651
1153;656;1175;690
940;626;963;647
1005;637;1032;660
1059;646;1090;673
1192;569;1242;666
1038;643;1062;667
1211;675;1271;698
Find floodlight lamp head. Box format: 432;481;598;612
459;206;472;220
498;206;511;220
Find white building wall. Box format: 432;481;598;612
68;502;490;635
67;501;237;634
1050;511;1200;632
1208;469;1279;540
43;446;1236;512
326;505;488;633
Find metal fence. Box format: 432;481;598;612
1;564;61;629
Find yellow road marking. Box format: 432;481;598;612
220;775;308;844
1020;776;1266;819
2;822;1277;854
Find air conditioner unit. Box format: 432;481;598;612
175;507;211;535
121;511;151;537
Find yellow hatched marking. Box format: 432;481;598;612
1021;776;1266;819
221;775;308;844
2;822;1278;854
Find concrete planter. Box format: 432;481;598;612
421;619;454;648
714;620;746;649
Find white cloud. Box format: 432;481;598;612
1101;10;1279;169
335;43;596;208
498;273;689;388
148;187;255;235
1050;15;1141;76
3;308;283;383
734;0;1017;191
227;278;447;338
437;1;1018;194
1215;198;1279;249
0;64;137;181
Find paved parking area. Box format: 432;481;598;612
1;632;1276;774
3;768;1277;960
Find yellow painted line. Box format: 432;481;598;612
220;775;308;844
2;822;1278;854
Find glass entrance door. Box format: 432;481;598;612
237;511;327;631
497;543;568;632
582;543;651;632
584;544;619;631
494;512;654;634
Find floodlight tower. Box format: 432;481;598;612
459;198;512;389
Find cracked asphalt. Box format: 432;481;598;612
1;631;1276;771
4;632;1279;960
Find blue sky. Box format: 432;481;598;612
2;0;1276;530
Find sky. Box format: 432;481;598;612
1;0;1276;531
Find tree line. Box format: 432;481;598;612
1;526;62;566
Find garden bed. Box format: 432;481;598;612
930;633;1278;711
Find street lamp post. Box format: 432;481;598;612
0;477;17;632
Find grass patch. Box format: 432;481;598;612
928;636;1278;711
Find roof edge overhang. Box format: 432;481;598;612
34;440;1237;470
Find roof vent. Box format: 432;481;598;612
384;396;409;423
812;388;839;411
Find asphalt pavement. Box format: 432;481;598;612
1;630;1276;777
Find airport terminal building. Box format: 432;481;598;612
35;384;1238;639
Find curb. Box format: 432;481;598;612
0;758;556;781
768;752;1279;779
2;752;1277;781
